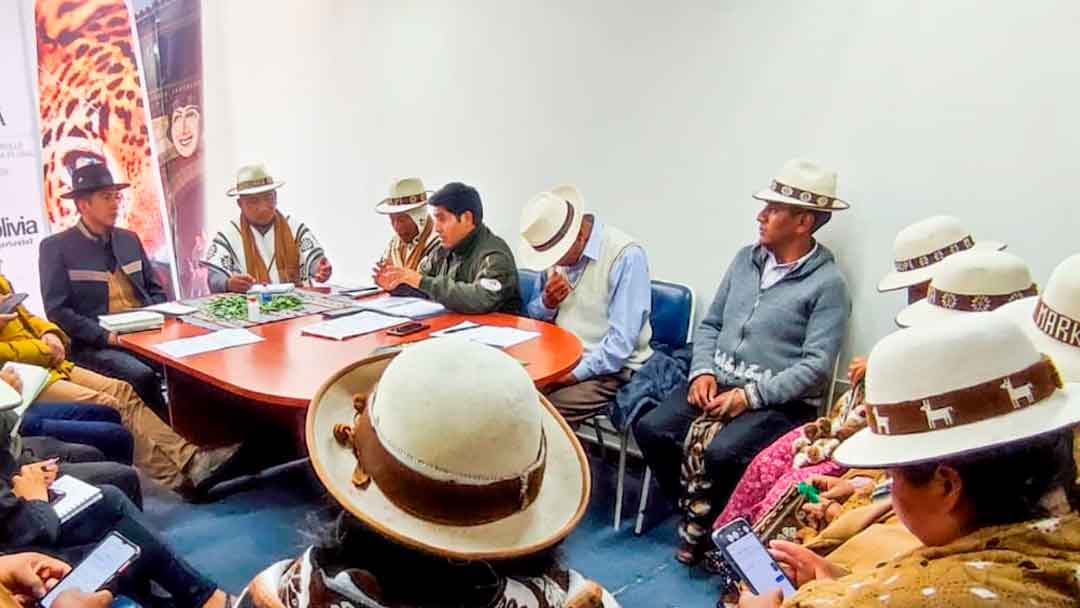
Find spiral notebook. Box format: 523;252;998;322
49;475;103;524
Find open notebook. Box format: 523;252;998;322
0;362;50;418
50;475;103;524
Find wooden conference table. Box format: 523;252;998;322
119;302;582;448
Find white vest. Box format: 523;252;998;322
556;226;653;372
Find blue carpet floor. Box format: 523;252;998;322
141;454;720;607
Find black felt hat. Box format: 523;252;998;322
60;163;130;199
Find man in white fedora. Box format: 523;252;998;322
736;314;1080;607
894;250;1036;328
878;215;1005;302
519;185;653;424
242;337;619;607
375;177;441;273
203;164;333;293
635;159;850;563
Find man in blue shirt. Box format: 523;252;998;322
520;185;653;424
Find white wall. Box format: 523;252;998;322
202;0;1080;359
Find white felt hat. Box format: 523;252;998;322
226;163;285;197
752;159;850;212
895;250;1036;328
306;337;590;560
997;254;1080;382
518;185;586;271
834;313;1079;468
878;215;1005;292
375;177;432;215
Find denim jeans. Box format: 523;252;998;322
21;403;135;465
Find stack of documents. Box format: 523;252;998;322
302;311;406;340
358;296;446;319
142;302;198;316
431;321;540;348
99;311;165;333
154;328;263;358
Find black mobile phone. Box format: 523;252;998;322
711;518;796;598
0;293;28;314
323;307;365;319
386;321;428;337
39;531;141;608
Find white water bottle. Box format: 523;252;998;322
246;294;261;322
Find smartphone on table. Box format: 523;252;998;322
711;518;796;599
39;531;141;608
386;321;428;337
0;293;28;314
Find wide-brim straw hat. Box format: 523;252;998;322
375;177;433;215
518;185;586;271
878;215;1005;292
834;313;1080;468
226;163;285;197
895;250;1037;327
751;158;850;212
996;253;1080;382
306;339;590;560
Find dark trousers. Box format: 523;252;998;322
72;346;166;414
18;436;142;509
634;381;816;511
32;485;218;608
21;403;135;465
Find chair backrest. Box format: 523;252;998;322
518;269;694;350
649;280;695;349
518;268;541;307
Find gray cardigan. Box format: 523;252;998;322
689;243;850;410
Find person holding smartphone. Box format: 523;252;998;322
736;316;1080;607
0;552;111;608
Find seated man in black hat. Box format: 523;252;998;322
37;163;168;414
373;182;522;314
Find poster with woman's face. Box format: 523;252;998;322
170;104;201;158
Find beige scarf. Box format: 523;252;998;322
240;210;300;284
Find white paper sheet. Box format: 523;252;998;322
358;296;446;319
431;322;540;348
1;362;50;417
302;311;406;340
142;302;198;316
154;328;264;358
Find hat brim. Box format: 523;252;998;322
997;297;1080;382
226;181;285;197
834;383;1080;468
59;183;131;199
374;191;433;215
752;189;850;211
517;186;586;271
306;352;590;561
894;299;992;328
877;240;1006;292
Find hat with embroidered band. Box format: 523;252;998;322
60;162;130;199
833;314;1078;469
997;254;1080;382
518;185;586;271
895;250;1036;328
752;159;850;212
306;337;590;560
375;177;433;215
878;215;1005;292
226;163;285;197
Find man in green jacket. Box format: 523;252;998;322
374;182;521;314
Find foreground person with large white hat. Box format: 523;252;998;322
736;314;1080;608
240;337;618;608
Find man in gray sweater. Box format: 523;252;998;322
634;159;851;562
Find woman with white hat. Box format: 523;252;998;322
737;314;1080;607
239;338;617;608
